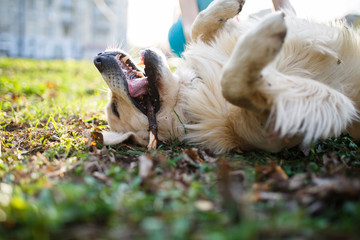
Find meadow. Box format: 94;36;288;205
1;57;360;240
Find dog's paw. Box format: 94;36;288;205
255;13;287;54
208;0;245;20
243;13;287;68
257;12;287;39
233;0;246;14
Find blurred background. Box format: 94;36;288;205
0;0;359;60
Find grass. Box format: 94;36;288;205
1;57;360;240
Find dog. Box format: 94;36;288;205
93;0;360;153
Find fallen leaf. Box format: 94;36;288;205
184;148;204;163
91;131;104;146
139;154;153;178
195;200;214;211
254;160;288;182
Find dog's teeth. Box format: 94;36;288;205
121;55;130;62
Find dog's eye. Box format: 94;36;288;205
112;101;120;119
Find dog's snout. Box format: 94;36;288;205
94;55;104;72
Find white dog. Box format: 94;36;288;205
94;0;359;153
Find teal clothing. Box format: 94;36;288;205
168;0;213;57
196;0;213;12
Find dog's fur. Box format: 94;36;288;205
96;0;360;153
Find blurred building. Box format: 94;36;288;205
0;0;128;59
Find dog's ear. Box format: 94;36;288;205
102;131;148;146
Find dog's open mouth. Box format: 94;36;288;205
115;51;161;116
118;54;148;98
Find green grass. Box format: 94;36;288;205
1;57;360;240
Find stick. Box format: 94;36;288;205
146;96;158;150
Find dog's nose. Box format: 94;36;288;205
94;55;104;72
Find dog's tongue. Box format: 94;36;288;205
128;77;148;97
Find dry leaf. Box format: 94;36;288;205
139;154;153;178
195;200;214;211
254;160;288;182
184;148;205;163
91;131;104;146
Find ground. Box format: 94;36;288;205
0;58;360;240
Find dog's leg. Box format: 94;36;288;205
191;0;245;43
221;12;287;111
261;71;357;144
272;0;296;14
221;13;357;146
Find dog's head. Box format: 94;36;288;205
94;48;180;146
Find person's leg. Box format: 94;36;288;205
168;18;187;57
